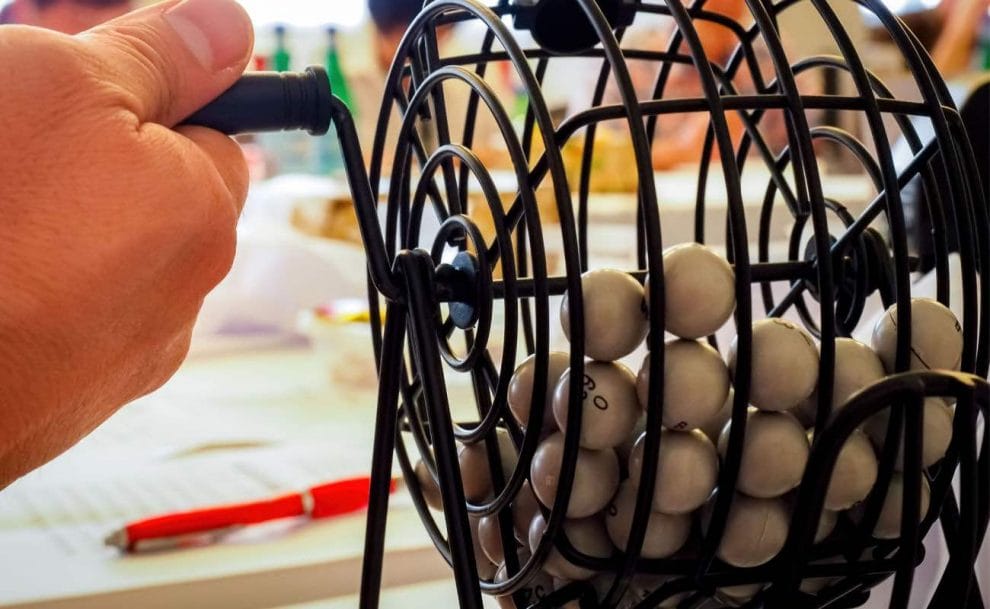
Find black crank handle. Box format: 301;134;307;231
183;66;333;136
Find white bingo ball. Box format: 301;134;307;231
718;410;808;498
530;432;620;518
561;269;648;362
830;338;887;412
605;481;691;558
852;473;931;540
824;430;879;511
512;481;543;543
458;429;518;503
714;494;790;568
528;513;613;581
646;243;736;339
494;553;554;609
471;515;499;580
479;513;510;564
414;458;444;511
699;388;735;444
729;318;819;412
553;362;641;450
864;398;954;471
636;340;731;432
872;298;963;372
617;413;647;466
628;429;719;514
509;352;571;433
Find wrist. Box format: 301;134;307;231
0;283;93;487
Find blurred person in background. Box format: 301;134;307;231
353;0;764;172
0;0;132;33
357;0;759;172
644;0;753;169
367;0;420;75
347;0;428;155
347;0;508;168
897;0;990;78
605;0;798;170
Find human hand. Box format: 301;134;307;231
0;0;253;486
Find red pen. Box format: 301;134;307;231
104;476;397;552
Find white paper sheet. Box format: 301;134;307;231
0;441;382;555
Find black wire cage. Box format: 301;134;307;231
191;0;990;607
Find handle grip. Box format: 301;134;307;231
183;66;333;136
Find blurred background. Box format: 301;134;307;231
0;0;985;184
0;2;986;607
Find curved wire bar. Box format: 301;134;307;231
350;0;990;607
371;0;583;593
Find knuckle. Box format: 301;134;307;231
134;132;240;293
189;190;239;291
202;217;238;288
91;23;179;119
218;139;251;199
182;127;251;202
0;32;106;129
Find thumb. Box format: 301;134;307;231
81;0;254;127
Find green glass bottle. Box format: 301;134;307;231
325;27;354;112
980;14;990;70
265;25;312;174
272;24;291;73
316;27;349;175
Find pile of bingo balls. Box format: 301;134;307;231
412;242;964;608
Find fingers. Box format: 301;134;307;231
154;127;244;294
175;126;249;215
81;0;254;127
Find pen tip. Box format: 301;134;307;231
104;529;128;550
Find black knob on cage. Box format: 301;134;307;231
183;66;332;136
510;0;638;54
436;251;484;330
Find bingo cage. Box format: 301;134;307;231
190;0;990;607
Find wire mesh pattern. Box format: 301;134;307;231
324;1;990;608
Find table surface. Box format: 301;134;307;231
0;345;472;609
